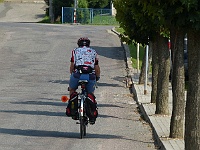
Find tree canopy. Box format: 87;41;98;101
87;0;110;8
113;0;160;45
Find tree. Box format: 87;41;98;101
114;0;155;87
139;0;187;138
114;0;186;138
87;0;110;8
52;0;73;21
77;0;90;24
185;29;200;150
114;1;171;109
79;0;89;8
155;34;170;115
170;27;185;138
133;1;171;115
114;0;200;145
151;41;159;103
183;1;200;149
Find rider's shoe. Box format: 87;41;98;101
72;114;79;120
89;118;96;125
72;116;79;120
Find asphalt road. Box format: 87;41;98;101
0;3;157;150
0;2;45;22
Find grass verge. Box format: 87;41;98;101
37;16;61;24
37;16;51;23
128;44;145;69
90;15;119;25
115;27;145;69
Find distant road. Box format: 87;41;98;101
0;2;46;22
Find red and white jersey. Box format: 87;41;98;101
71;46;98;68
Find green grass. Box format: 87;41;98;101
0;0;4;3
37;16;61;24
90;15;119;25
115;27;145;69
129;44;145;69
37;16;51;23
115;27;125;34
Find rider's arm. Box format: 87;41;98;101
70;62;75;74
94;57;100;77
70;50;75;74
94;54;100;77
94;64;100;77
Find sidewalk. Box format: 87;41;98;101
123;43;185;150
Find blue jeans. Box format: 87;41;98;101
69;73;96;93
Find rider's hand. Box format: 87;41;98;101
96;76;100;81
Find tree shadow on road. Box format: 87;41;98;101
97;103;124;108
96;82;123;87
0;110;65;117
0;127;121;139
0;127;158;146
49;80;69;84
91;46;125;61
11;99;66;107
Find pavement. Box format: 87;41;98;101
111;28;185;150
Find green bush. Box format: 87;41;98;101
77;0;90;24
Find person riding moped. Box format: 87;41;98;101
66;37;100;124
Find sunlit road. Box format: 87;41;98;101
0;3;157;150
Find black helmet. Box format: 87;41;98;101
77;37;90;47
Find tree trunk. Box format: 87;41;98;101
185;29;200;150
151;40;159;103
139;47;147;84
169;29;185;138
155;35;170;115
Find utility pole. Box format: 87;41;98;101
144;44;149;95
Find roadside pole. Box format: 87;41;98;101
62;7;64;23
137;43;140;74
144;44;149;95
74;0;78;23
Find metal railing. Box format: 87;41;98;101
62;7;118;25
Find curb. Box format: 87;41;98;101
139;103;165;150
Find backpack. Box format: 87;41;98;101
85;93;98;119
66;92;78;117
